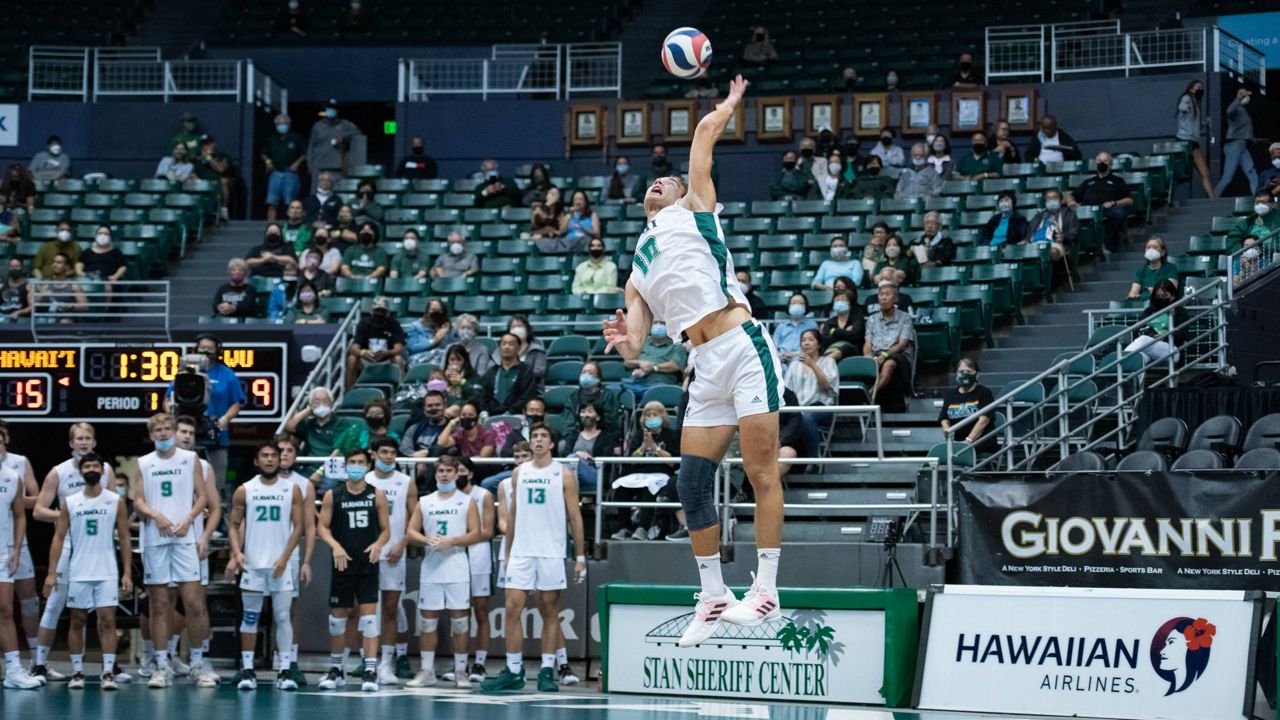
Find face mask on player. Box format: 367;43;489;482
82;471;102;485
155;438;175;453
346;464;366;481
437;480;457;493
375;459;396;473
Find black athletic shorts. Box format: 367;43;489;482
329;572;379;608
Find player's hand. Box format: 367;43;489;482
154;514;176;536
717;75;749;112
6;550;17;575
43;574;56;598
197;538;210;559
300;563;313;587
121;576;133;596
574;560;587;585
427;535;451;550
365;542;383;564
332;546;352;572
602;310;630;354
387;543;405;564
272;557;288;579
172;517;192;538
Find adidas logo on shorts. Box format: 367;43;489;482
751;395;761;403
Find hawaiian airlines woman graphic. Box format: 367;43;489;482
1151;617;1215;696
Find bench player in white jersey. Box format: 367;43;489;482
32;422;120;683
0;421;43;674
365;437;417;686
404;455;480;689
0;448;39;689
227;444;303;691
603;75;785;646
275;433;316;684
482;424;585;694
44;453;132;691
460;461;495;684
132;413;210;688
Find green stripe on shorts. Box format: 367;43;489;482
743;321;781;412
693;211;729;298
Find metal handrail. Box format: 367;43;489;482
1223;225;1280;297
275;304;361;434
27;279;172;342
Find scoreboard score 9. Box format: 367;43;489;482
0;343;287;422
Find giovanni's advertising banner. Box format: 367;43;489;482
957;473;1280;590
915;586;1261;720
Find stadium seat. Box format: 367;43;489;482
927;440;975;468
1170;449;1224;471
1047;451;1106;475
545;361;583;386
544;385;578;414
1114;450;1168;473
546;335;591;363
639;384;683;412
354;364;402;398
1233;447;1280;471
1243;413;1280;452
837;356;878;405
1136;417;1188;457
338;387;383;416
1187;415;1243;455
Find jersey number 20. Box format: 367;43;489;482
632;236;660;277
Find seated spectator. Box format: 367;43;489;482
953;131;1003;181
33;222;80;279
493;315;547;379
451;313;493;377
265;258;301;319
572;237;620;294
1128;237;1179;301
405;297;456;368
735;269;767;319
885;69;901;91
939;357;996;455
1226;190;1279;254
529;185;566;240
809;149;853;202
1026;114;1082;163
212;258;256;318
36;253;86;321
335;397;401;455
301;235;339;288
340;222;388;279
29;136;70;182
399;389;449;463
610;401;682;541
1125;279;1186;365
770;151;814;200
168;112;203;157
785;329;838;457
874;235;919;285
796;137;818;177
283;280;326;323
951;52;983;88
263;113;306;221
480;333;538;415
442;344;484;408
430;231;479;279
607;156;646;204
331;205;359;245
841;67;859;92
981;190;1029;248
284;388;359;467
862;221;891;275
499;397;548;455
926;134;952;177
819;288;864;360
436;402;497;459
245;222;297;277
558;401;619;492
992;120;1022;165
396;136;438;180
473;159;521;209
0;259;31;321
871;129;904;170
303;171;342;226
873;268;915;311
912;211;956;267
559;360;622;437
194;136;235;223
743;26;778;64
155;144;194;182
1025;188;1078;262
282;200;311;254
389;228;429;280
772;292;818;365
684;76;719;99
1236;235;1266;283
849;155;896;200
864;284;916;402
1259;142;1280;198
813;235;863;290
350;180;385;224
522;164;554;206
895;143;943;200
0;165;35;233
1068;152;1132;251
620;320;688;395
81;225;127;282
544;190;599;255
344;296;406;388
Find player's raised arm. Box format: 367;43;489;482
684;74;748;212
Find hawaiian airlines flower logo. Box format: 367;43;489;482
1182;618;1215;651
1150;617;1214;696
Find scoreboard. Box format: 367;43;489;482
0;343;288;422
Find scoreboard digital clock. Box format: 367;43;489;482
0;343;288;423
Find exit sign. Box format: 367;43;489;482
383;121;397;135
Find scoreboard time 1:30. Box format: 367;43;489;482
0;343;288;422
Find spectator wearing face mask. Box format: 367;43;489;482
560;361;622;437
32;221;81;279
284;280;326;324
331;203;359;245
573;237;620;294
1025;115;1082;163
1235;235;1267;283
212;258;256;318
1125;279;1186;365
912;211;956;268
266;255;302;319
871;129;904;170
874;235;919;285
430;231;478;278
80;225;127;283
1255;143;1280;199
951;52;983;88
606;156;646;204
981;191;1029;248
450;313;493;377
491;316;546;380
406;297;456;368
991;120;1022;165
1128;237;1179;301
298;246;335;296
473;159;521;209
438;403;498;468
307;98;361;187
809;149;854;202
734;269;768;320
246;222;298;278
1226;191;1279;254
340;221;387;279
334;397;400;457
895;143;943;200
770;151;814;200
925;134;952;177
954;131;1003;181
610;402;683;541
773;293;818;366
1215;88;1259;199
819;288;864;361
282;199;312;253
345;296;407;387
522;164;554;206
500;397;549;455
306;228;342;276
862;221;891;275
155;143;195;182
649;144;676;179
620;320;688;395
529;185;566;240
551;190;600;255
939;358;996;454
303;171;342;226
396;136;438;180
796;137;818;177
813;235;863;290
849;156;896;200
262;113;306;221
1067;152;1132;252
0;259;30;322
559;400;619;492
784;328;839;457
1024;189;1078;263
743;26;778;64
480;334;539;415
351;180;385;224
285;388;359;467
440;344;483;408
28;135;71;182
400;390;449;467
388;229;428;280
885;70;901;92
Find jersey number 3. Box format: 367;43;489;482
632;236;660;277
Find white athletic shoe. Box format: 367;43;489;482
317;667;346;689
455;672;471;689
112;666;133;684
405;668;436;688
3;668;42;690
360;668;378;692
237;669;258;691
68;671;86;689
138;656;156;678
196;666;221;688
678;590;740;648
276;669;298;691
171;657;191;676
45;665;66;681
147;667;173;688
558;664;580;685
101;672;119;691
441;670;455;682
720;575;782;627
376;663;399;686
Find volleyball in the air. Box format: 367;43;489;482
662;27;712;79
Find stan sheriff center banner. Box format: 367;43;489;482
597;584;919;707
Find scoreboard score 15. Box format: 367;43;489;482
0;343;288;422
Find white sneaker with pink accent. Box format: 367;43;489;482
721;576;781;627
678;591;740;648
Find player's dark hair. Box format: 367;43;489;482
370;436;398;453
529;422;559;445
255;443;279;458
77;452;103;469
175;414;199;430
345;447;371;464
456;455;476;476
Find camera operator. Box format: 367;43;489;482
165;333;244;498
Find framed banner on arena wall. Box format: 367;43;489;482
616;102;651;146
901;92;937;136
662;100;698;144
805;95;841;137
854;93;889;137
720;100;745;143
757;97;792;142
1000;87;1038;132
569;104;605;148
951;90;986;133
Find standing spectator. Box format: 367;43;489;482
435;403;496;460
28;135;70;182
35;253;86;320
1026;115;1082;163
212;258;256;318
388;228;429;280
472;159;520;209
953;131;1003;180
395;137;437;180
1025;188;1078;262
649;144;676;179
619;320;688;395
553;190;599;255
1215;88;1259;198
981;191;1029;248
864;284;915;401
283;280;326;324
33;221;81;278
1226;190;1280;253
340;223;388;279
195;136;235;223
450;313;493;377
862;221;891;274
895;143;943;200
559;361;622;438
155;144;194;183
350;180;385;224
262;113;306;221
809;149;852;202
813;235;863;290
284;389;359;475
430;231;479;279
742;26;778;64
572;237;620;294
848;155;896;200
874;235;919;285
245;223;297;278
345;297;407;388
770;151;814;200
606;156;646;204
1127;237;1179;301
735;269;767;320
912;211;956;267
926;134;952;177
871;129;904;170
480;334;538;415
302;171;342;226
80;225;127;282
992;120;1022;165
529;186;565;240
796;137;818;177
307;99;361;187
1257;142;1280;198
819;288;864;361
405;297;456;368
1068;152;1132;252
522;164;554;206
0;259;30;321
772;293;819;364
1174;81;1215;198
166;333;244;491
938;358;996;454
282;200;311;253
950;52;983;88
784;329;838;457
168;112;203;157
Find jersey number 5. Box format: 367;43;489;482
86;519;98;536
632;236;660;277
348;510;369;529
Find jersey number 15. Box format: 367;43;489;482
632;236;660;277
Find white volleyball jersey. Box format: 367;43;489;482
65;490;119;582
138;448;198;547
0;466;19;552
243;477;294;571
193;458;213;548
464;485;493;574
497;477;513;563
367;471;411;560
0;452;28;484
628;202;748;337
511;460;566;560
279;469;313;564
419;490;471;583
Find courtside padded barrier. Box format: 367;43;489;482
597;583;918;707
